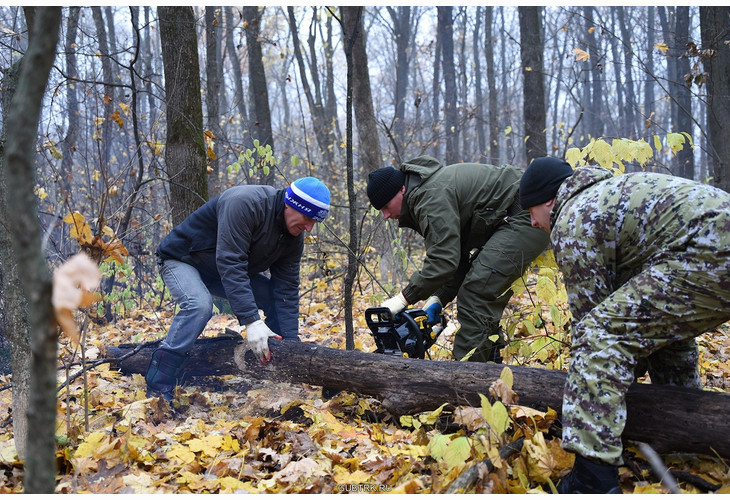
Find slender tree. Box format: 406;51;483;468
341;7;382;172
519;6;547;160
700;6;730;192
438;7;459;164
243;5;275;186
4;6;61;492
205;6;223;196
675;6;694;180
484;7;499;163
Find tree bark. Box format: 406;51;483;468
484;7;499;164
438;7;459;165
387;6;411;156
287;7;335;168
0;25;32;464
700;6;730;192
340;7;382;173
158;6;208;225
518;6;547;160
243;6;275;186
674;6;694;180
205;6;223;197
106;334;730;460
223;6;251;153
4;7;61;493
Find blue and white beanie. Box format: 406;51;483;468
284;177;330;223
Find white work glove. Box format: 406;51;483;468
381;291;408;316
246;319;282;364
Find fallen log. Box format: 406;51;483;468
104;332;730;459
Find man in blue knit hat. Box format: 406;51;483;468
146;177;330;400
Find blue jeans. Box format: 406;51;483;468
158;259;282;354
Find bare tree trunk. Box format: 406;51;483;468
583;6;604;139
700;6;730;192
644;6;657;144
675;6;695;180
484;7;499;164
0;43;31;466
341;7;382;174
338;7;361;351
438;7;458;165
519;6;547;160
431;22;442;160
158;6;208;225
287;7;335;168
205;6;223;196
91;7;114;167
473;7;486;159
4;6;61;492
616;7;638;140
243;6;275;186
223;7;251;153
60;7;80;202
387;6;411;159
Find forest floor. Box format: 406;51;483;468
0;271;728;494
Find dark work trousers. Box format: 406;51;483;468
452;210;550;362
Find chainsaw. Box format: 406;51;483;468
365;307;445;359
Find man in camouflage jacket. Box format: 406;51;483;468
366;155;550;362
519;156;730;494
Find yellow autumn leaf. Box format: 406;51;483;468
500;366;514;389
667;132;689;154
187;435;223;456
74;431;107;458
118;102;130;115
442;436;472;470
535;275;558;304
93;116;105;126
167;443;196;464
523;432;560;482
654;42;669;54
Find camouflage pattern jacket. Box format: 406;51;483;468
550;165;730;322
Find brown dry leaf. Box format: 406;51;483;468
489;378;519;405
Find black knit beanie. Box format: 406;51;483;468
519;157;574;209
367;167;406;209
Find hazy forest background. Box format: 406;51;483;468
0;5;729;493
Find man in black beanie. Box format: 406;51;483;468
366;156;550;363
519;157;730;494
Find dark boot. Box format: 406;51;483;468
145;348;187;401
557;454;621;494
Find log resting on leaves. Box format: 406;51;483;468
105;331;730;459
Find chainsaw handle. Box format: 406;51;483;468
365;307;395;331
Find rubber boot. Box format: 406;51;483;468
557;454;622;494
145;348;188;401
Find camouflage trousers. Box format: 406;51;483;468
561;236;730;465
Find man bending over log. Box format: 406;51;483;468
519;156;730;494
366;156;550;363
146;177;331;401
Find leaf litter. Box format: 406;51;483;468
0;271;728;493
